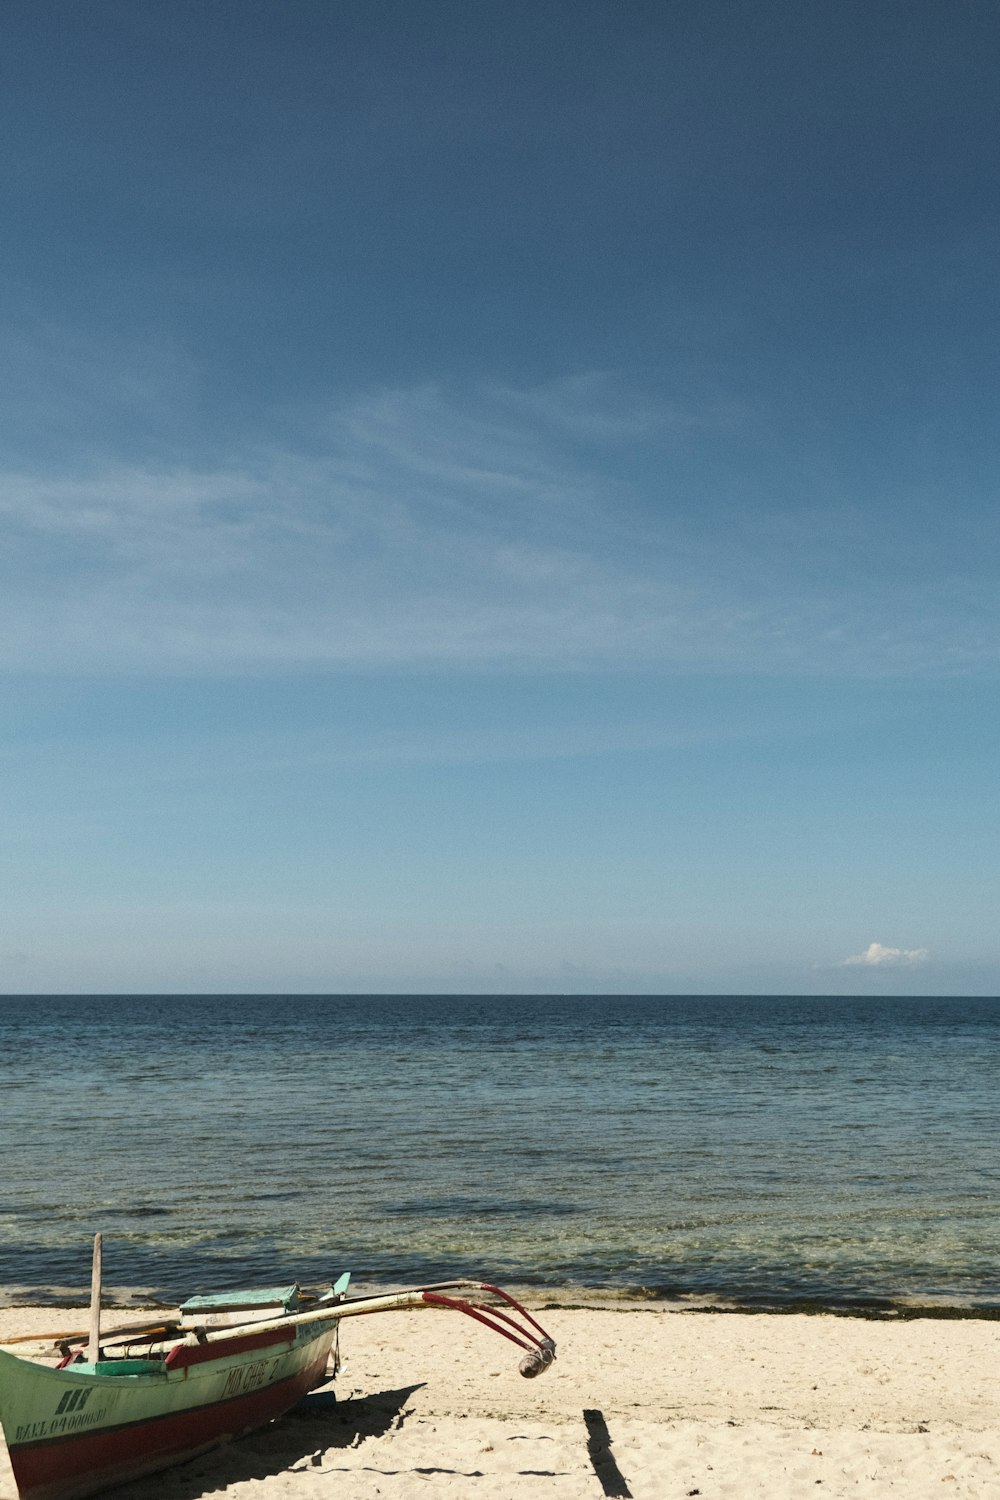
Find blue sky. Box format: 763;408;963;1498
2;0;998;993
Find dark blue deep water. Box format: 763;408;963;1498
0;995;997;1309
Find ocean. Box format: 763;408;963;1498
0;995;997;1310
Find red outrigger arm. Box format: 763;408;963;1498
415;1281;556;1376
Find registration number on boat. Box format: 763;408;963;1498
222;1354;285;1397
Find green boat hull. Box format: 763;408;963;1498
0;1318;338;1500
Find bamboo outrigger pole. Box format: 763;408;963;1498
185;1280;556;1378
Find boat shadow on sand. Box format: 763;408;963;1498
104;1382;426;1500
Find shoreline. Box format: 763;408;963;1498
2;1280;999;1319
2;1299;998;1498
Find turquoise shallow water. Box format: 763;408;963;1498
0;995;997;1308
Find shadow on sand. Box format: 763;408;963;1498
583;1407;633;1499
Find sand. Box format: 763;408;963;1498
1;1299;997;1499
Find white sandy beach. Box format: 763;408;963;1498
1;1300;997;1500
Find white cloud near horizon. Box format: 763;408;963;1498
840;942;931;968
0;375;995;677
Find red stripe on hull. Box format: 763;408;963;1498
9;1348;330;1500
165;1325;294;1369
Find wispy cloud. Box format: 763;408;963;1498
0;376;995;676
839;942;931;968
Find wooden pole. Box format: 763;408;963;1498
86;1233;103;1364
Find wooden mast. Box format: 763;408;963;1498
86;1233;102;1364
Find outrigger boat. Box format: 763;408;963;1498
0;1236;555;1500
